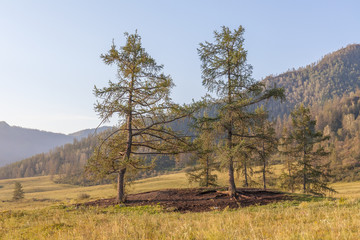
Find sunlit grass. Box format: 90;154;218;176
1;199;360;239
1;166;360;210
1;169;360;239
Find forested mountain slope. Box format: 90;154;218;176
264;44;360;119
0;122;111;167
0;134;99;181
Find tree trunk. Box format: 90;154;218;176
116;168;127;203
228;157;237;197
228;128;237;197
303;145;306;193
288;163;294;193
116;77;133;204
205;157;209;187
244;160;248;187
262;140;266;190
263;160;266;190
227;67;237;197
303;162;306;193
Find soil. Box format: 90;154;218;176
78;188;292;213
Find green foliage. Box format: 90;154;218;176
186;113;218;187
198;25;284;195
280;105;333;195
89;31;194;202
12;181;24;201
250;106;278;189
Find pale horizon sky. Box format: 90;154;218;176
1;0;360;134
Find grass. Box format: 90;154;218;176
1;198;360;239
1;171;360;239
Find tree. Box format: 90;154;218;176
12;181;24;201
87;32;193;203
198;26;284;197
278;127;297;193
282;105;333;194
186;113;218;187
251;106;277;190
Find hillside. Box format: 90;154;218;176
69;126;111;140
0;121;74;167
0;125;175;183
264;44;360;119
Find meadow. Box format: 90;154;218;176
1;172;360;239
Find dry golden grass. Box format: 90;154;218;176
1;198;360;239
1;170;360;239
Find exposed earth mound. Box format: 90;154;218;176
79;188;292;212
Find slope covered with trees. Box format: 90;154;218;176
0;135;97;182
264;44;360;119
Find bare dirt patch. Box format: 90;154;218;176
78;188;292;212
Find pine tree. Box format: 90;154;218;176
186;113;218;187
283;105;333;194
198;26;284;197
278;127;297;192
12;181;24;201
87;31;194;203
251;106;277;190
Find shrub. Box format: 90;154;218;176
12;182;24;201
77;193;90;200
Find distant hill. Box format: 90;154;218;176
69;126;112;140
0;121;74;167
263;44;360;119
0;121;111;167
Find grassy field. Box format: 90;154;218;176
1;172;360;239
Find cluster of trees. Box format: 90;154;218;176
87;26;333;203
3;28;359;202
275;88;360;182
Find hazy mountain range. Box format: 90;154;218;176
0;121;109;167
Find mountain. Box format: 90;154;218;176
0;133;99;181
69;126;112;140
263;44;360;119
0;122;111;167
0;122;74;167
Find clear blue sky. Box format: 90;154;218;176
1;0;359;134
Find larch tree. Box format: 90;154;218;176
278;127;297;193
198;26;285;197
87;32;193;203
186;113;218;187
251;106;277;190
285;104;333;194
12;181;24;201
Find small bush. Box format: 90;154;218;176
13;182;24;201
77;193;90;200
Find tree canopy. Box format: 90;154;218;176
198;26;284;196
87;31;193;203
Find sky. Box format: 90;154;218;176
0;0;359;134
